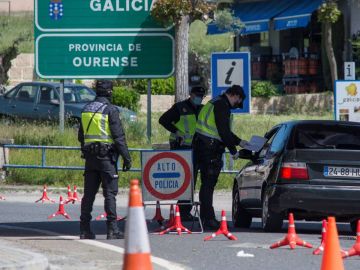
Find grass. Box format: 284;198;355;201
0;112;332;189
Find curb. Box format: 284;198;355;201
0;241;49;270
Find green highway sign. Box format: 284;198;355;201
35;0;170;32
35;33;174;79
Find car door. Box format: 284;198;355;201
34;85;59;120
11;84;39;119
253;125;289;202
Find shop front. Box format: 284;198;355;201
207;0;328;94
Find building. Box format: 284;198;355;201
208;0;360;93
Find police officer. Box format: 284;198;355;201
78;80;132;240
159;85;206;220
194;85;248;229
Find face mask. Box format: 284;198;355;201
192;96;203;105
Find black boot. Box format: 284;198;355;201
80;222;96;239
107;221;124;240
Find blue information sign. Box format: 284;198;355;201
211;52;251;114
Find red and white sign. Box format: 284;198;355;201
141;150;193;201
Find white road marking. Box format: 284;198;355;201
0;225;186;270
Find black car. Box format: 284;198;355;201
232;120;360;233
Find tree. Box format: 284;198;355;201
318;0;341;90
151;0;215;102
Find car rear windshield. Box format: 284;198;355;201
56;86;95;103
290;123;360;150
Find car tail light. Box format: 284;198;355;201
280;162;309;180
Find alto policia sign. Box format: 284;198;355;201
35;0;174;79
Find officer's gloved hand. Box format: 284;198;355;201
239;139;249;148
175;131;184;146
232;151;240;160
123;159;132;172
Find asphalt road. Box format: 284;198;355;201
0;189;359;270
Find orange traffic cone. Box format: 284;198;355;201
35;185;55;203
48;196;71;219
123;179;152;270
159;205;192;235
95;212;125;221
204;210;237;241
151;201;165;225
313;219;327;255
64;185;75;204
342;219;360;258
270;213;312;249
71;185;81;204
320;216;344;270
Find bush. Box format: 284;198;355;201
251;81;279;98
132;77;175;95
112;86;140;112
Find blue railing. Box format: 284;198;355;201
2;145;237;173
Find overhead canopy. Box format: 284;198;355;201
207;0;324;35
207;0;292;35
273;0;324;31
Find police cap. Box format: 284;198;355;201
96;80;113;97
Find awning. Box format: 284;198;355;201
274;0;324;31
207;0;292;35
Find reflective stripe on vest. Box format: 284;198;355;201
81;102;113;144
196;97;224;141
169;101;197;146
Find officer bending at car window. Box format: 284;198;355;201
78;80;132;240
194;85;248;229
159;85;206;221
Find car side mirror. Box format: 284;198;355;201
50;99;59;105
238;149;257;160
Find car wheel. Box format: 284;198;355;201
232;181;252;228
350;220;359;234
262;189;283;232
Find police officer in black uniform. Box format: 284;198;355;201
194;85;248;229
78;80;132;239
159;85;205;220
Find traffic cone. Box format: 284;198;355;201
270;213;312;249
71;185;81;204
204;210;237;241
48;196;71;220
320;216;344;270
164;204;175;228
123;179;152;270
35;185;55;203
151;201;165;225
313;219;327;255
95;212;125;221
64;184;75;204
159;205;192;235
342;219;360;258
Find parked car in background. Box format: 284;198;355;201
0;82;137;123
232;120;360;233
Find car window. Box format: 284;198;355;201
293;123;360;150
57;86;95;103
15;85;37;102
4;87;17;99
269;125;288;154
39;86;58;104
258;127;281;158
77;87;95;102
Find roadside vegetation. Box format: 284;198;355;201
0;112;332;189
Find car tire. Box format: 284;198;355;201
350;220;359;234
232;180;252;228
261;189;283;232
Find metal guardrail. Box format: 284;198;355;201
2;145;237;174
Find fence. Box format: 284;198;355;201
2;145;237;174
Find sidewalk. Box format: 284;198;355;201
0;240;49;270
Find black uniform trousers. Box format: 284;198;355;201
80;155;119;227
193;136;224;220
170;143;198;216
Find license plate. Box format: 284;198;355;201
324;166;360;178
